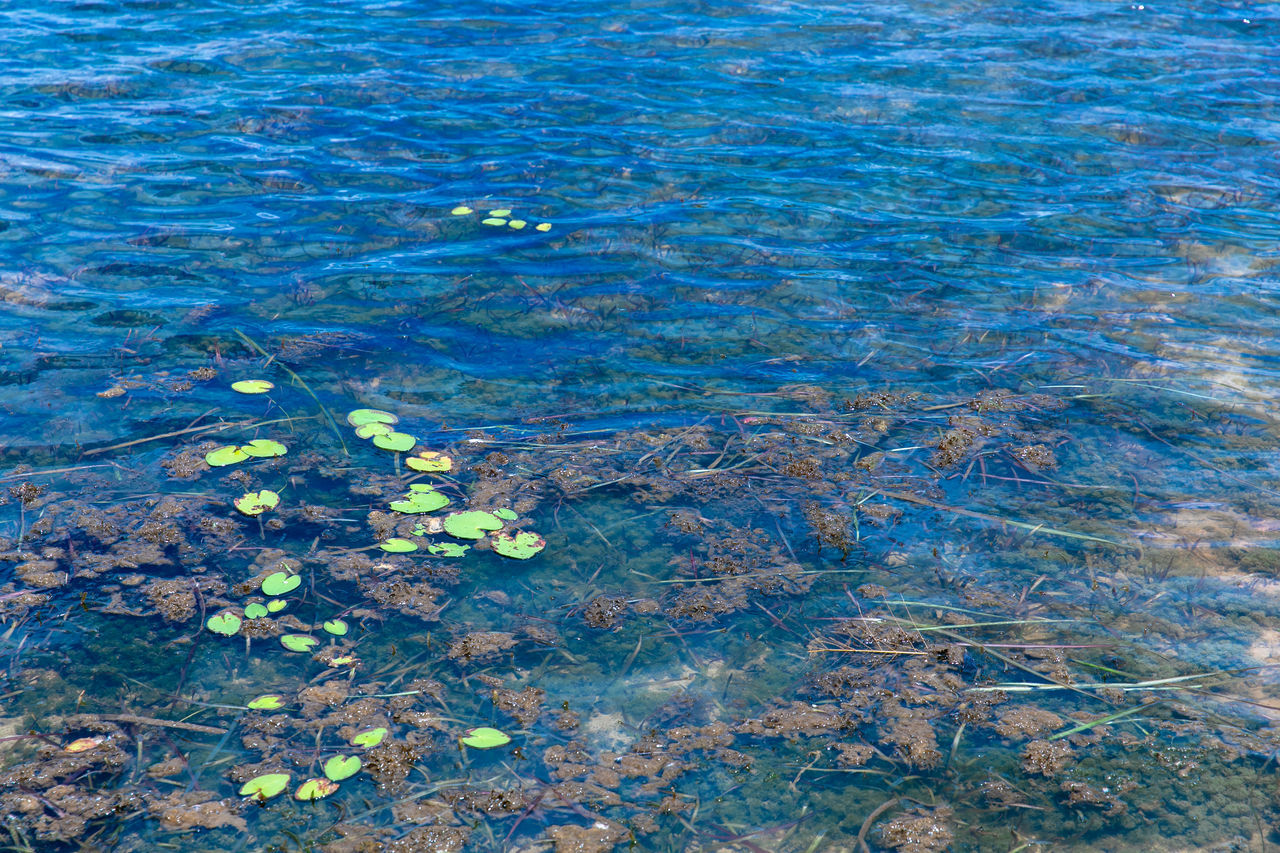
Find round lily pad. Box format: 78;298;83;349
234;489;279;516
354;422;394;439
323;755;362;782
491;530;546;560
442;510;503;540
280;634;318;652
322;619;348;636
206;612;241;636
240;438;287;457
206;445;249;467
461;727;511;749
481;217;507;226
267;598;287;613
347;408;398;427
406;451;453;472
231;380;274;394
427;542;469;557
488;208;512;217
351;727;387;748
451;205;473;215
372;432;416;452
508;219;527;229
261;571;300;596
389;490;449;514
535;222;551;232
244;602;269;620
240;773;290;801
493;508;518;521
380;538;418;553
247;694;285;710
295;778;339;801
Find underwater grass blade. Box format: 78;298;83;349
1049;702;1161;741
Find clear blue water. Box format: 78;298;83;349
3;1;1280;850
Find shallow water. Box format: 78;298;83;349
2;0;1280;850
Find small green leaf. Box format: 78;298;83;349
491;530;546;560
235;489;279;516
322;619;348;636
493;508;518;521
442;510;503;540
426;542;469;557
231;380;274;394
481;217;507;226
240;773;290;801
206;612;241;636
411;525;427;536
389;490;449;514
329;654;358;667
281;634;318;652
247;694;286;710
351;727;387;748
261;571;301;596
206;445;249;467
354;422;394;439
294;778;339;801
535;222;551;232
323;755;362;782
508;220;527;229
488;208;512;217
267;598;287;613
380;538;418;553
240;438;287;457
244;602;269;620
450;205;473;215
406;451;452;472
347;408;399;427
372;432;416;452
461;727;511;749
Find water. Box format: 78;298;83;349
2;0;1280;850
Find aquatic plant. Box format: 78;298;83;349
372;432;416;452
205;445;249;467
243;602;269;619
323;755;362;782
346;408;398;427
390;488;449;513
491;531;546;560
240;774;290;801
280;634;317;652
205;612;242;636
322;618;348;636
295;778;339;801
442;510;503;539
427;542;469;557
260;570;300;596
460;727;511;749
231;380;274;394
247;695;286;710
351;727;387;748
380;538;418;553
406;450;453;472
234;489;279;516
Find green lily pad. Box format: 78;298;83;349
481;217;507;226
280;634;317;652
322;619;348;636
491;530;546;560
323;755;362;782
508;219;527;229
240;438;287;458
295;778;339;801
329;654;358;667
231;379;274;394
380;538;418;553
205;445;249;467
372;432;416;452
244;602;269;619
261;571;300;596
442;510;503;540
493;508;518;521
406;451;452;472
240;773;290;801
267;598;287;613
535;222;551;232
347;408;398;427
351;727;387;748
411;525;427;536
488;208;512;217
427;542;469;557
389;490;449;514
247;694;285;710
451;205;472;215
461;727;511;749
354;422;394;439
205;612;241;636
235;489;279;516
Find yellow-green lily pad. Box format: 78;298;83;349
247;694;285;710
427;542;469;557
206;445;249;467
240;438;287;457
380;538;418;553
267;598;287;613
389;490;449;514
323;755;361;782
206;612;241;636
347;408;398;427
322;618;348;636
240;773;290;801
354;422;394;439
406;451;452;472
231;380;274;394
535;222;551;232
493;508;518;521
450;205;473;215
481;217;507;226
260;571;300;596
351;727;387;748
372;432;416;452
461;727;511;749
491;530;546;560
488;208;512;217
281;634;317;652
442;510;503;539
295;778;338;801
508;219;527;229
244;602;269;619
235;489;279;516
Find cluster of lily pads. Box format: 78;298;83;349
450;204;552;232
204;566;351;659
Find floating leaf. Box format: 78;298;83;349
206;612;241;636
354;422;394;439
380;538;418;553
295;778;339;801
351;727;387;748
535;223;551;232
240;773;290;801
231;380;274;394
508;220;527;229
244;602;269;619
411;525;427;537
372;432;416;452
329;654;358;667
461;727;511;749
235;489;279;516
450;206;473;215
267;598;287;613
488;208;512;217
322;619;348;636
206;445;249;467
481;218;507;226
389;490;449;514
280;634;318;652
491;530;546;560
64;737;103;753
493;508;518;521
323;755;362;782
427;542;469;557
261;571;301;597
347;408;398;427
406;451;452;472
240;438;287;458
442;510;503;540
247;694;285;710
